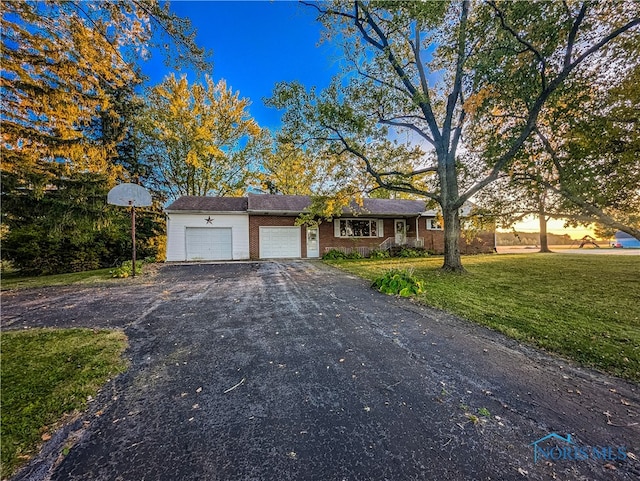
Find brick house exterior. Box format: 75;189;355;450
165;194;495;261
248;215;307;260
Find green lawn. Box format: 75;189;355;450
1;268;116;291
1;329;128;478
327;254;640;382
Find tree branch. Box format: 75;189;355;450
443;0;469;146
355;1;442;144
378;118;435;146
488;0;548;90
542;181;640;240
564;2;588;69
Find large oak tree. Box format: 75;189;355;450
270;1;639;270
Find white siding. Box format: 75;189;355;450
166;213;249;261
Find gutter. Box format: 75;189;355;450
165;210;248;215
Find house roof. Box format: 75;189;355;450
165;194;427;217
348;198;426;216
165;196;248;212
247;193;311;213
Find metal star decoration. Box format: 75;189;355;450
205;216;214;224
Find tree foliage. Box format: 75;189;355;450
1;0;207;274
139;74;262;198
1;0;208;179
538;66;640;240
258;141;319;195
1;170;163;275
270;0;639;270
470;4;640;241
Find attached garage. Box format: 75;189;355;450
259;226;301;259
164;197;250;262
185;227;232;261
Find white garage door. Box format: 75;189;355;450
259;226;301;258
186;227;232;260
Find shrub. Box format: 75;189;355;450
397;247;429;258
346;251;363;259
322;249;347;260
372;268;426;297
110;260;143;278
369;249;390;259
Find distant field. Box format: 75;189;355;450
326;254;640;382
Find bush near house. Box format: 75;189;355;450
372;268;426;297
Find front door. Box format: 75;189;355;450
306;227;319;258
394;219;406;245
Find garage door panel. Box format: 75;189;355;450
260;226;300;258
186;228;232;260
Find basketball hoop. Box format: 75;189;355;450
107;184;152;277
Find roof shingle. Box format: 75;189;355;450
165;194;426;216
165;196;247;212
247;194;311;212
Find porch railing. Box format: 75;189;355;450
323;237;425;257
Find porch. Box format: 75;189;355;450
323;237;425;257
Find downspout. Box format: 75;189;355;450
416;216;420;246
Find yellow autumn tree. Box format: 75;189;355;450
140;74;263;197
259;141;320;195
1;0;207;183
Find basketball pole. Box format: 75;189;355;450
108;184;151;278
130;201;136;278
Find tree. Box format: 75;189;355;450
269;1;639;271
139;74;262;198
0;169;164;274
1;0;207;273
1;0;208;179
533;66;640;240
258;141;319;195
485;63;640;244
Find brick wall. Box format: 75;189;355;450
249;215;307;259
319;218;420;252
421;223;495;254
249;215;495;258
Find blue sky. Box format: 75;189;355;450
141;1;340;130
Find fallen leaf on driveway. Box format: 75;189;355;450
196;387;202;393
517;467;528;476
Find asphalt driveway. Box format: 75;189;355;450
3;262;639;480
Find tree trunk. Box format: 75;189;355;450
442;206;465;272
538;205;551;253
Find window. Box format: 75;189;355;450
426;218;442;230
335;219;382;238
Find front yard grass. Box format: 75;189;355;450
1;328;128;478
1;268;115;291
327;254;640;382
